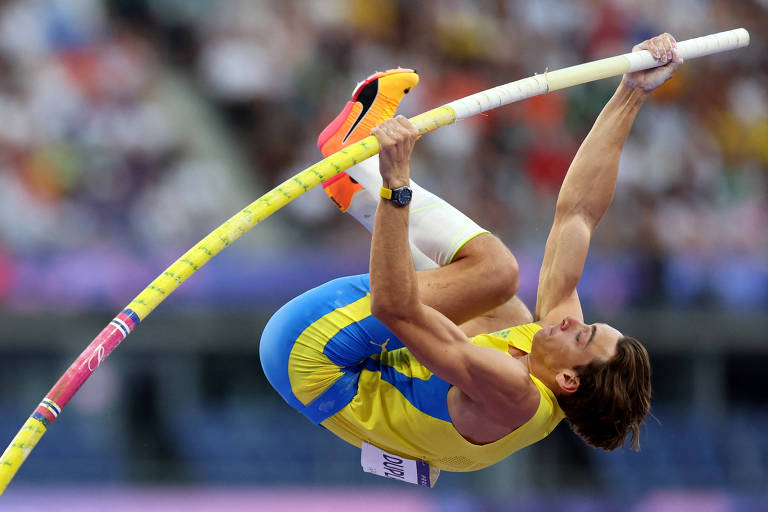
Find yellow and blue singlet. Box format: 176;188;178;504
260;274;564;472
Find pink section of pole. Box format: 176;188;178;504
43;324;127;418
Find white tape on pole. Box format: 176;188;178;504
445;28;750;121
445;75;549;119
626;27;750;72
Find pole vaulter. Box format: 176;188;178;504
0;28;749;495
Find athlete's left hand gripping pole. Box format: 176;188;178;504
0;28;749;495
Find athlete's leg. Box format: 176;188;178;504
348;156;524;326
414;233;520;326
318;68;439;270
337;179;439;270
348;156;489;265
318;68;530;326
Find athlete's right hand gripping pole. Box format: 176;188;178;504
0;28;748;496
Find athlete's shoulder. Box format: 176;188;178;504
473;323;542;354
489;322;542;339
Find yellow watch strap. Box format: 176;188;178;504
379;187;393;200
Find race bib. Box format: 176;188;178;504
360;442;439;488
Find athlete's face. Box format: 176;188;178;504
532;316;622;375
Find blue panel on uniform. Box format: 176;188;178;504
301;368;361;424
322;314;405;368
363;358;452;422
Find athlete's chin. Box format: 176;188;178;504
533;325;556;343
531;331;549;352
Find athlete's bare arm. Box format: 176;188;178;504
535;33;682;326
369;117;540;427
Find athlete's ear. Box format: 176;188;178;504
555;370;580;394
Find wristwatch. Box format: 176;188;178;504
379;185;412;207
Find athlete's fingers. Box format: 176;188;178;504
656;38;667;61
634;39;654;59
656;34;669;61
382;118;414;146
375;121;413;165
385;119;405;138
646;40;655;60
372;123;395;146
670;44;684;65
663;33;677;59
660;33;675;61
371;123;388;140
394;115;420;139
393;114;415;132
378;119;399;138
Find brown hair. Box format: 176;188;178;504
557;336;651;451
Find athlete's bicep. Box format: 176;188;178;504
534;214;590;322
383;305;538;407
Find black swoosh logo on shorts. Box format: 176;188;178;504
342;79;378;144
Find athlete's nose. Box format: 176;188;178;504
562;316;583;330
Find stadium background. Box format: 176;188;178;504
0;0;766;510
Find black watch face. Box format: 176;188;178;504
395;187;412;206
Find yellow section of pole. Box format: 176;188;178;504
127;136;381;320
0;417;47;494
123;105;458;321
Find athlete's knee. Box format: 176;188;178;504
487;243;519;306
455;233;519;305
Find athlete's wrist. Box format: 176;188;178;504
381;165;410;190
382;179;410;190
616;81;649;108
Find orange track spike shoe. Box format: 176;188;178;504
318;68;419;211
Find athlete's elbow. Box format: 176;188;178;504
369;295;391;319
370;275;421;321
555;197;606;231
466;234;519;307
370;294;415;324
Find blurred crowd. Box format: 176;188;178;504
0;0;766;311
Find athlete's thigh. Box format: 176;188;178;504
260;273;404;423
416;233;519;325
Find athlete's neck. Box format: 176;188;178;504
521;353;561;397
